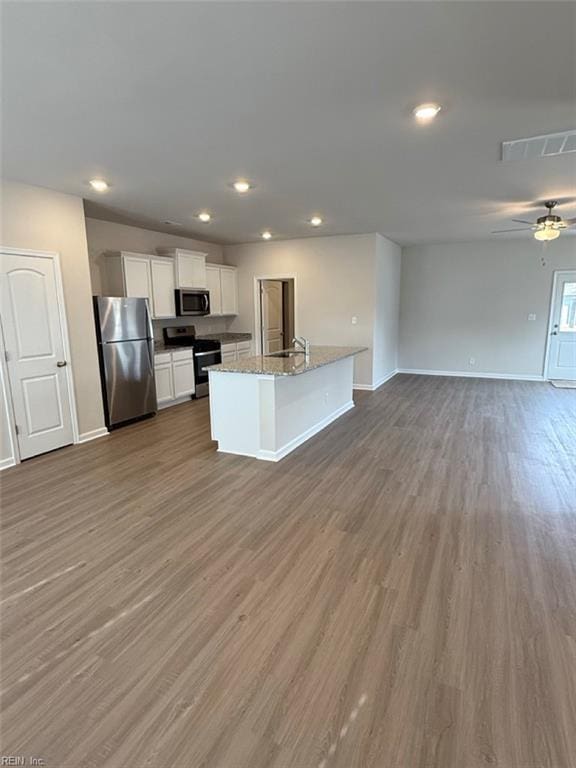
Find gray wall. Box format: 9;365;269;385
373;234;402;384
225;234;377;387
399;239;576;377
85;217;224;296
1;180;106;440
84;217;229;339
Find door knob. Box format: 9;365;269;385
551;331;558;336
56;360;67;367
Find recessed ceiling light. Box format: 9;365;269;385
309;216;323;227
413;103;442;122
232;180;252;193
89;178;109;192
261;230;272;240
197;211;212;223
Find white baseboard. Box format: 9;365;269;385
0;456;17;471
218;400;355;462
77;427;109;444
354;369;398;392
397;368;545;382
158;395;193;410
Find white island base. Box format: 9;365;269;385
209;355;355;461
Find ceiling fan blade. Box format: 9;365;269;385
564;217;576;225
492;227;533;234
511;219;535;225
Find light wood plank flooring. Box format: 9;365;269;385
1;375;575;768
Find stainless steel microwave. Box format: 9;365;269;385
175;288;210;316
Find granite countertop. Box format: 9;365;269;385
198;332;252;344
205;345;367;376
154;332;251;352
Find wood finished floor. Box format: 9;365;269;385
1;374;576;768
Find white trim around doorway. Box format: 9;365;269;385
252;273;299;356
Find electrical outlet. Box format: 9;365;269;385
351;316;358;325
528;313;536;321
469;357;476;366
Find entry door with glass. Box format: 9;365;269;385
547;271;576;381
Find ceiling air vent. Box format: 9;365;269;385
502;130;576;162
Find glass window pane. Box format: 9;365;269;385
560;282;576;332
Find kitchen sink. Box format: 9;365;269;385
265;349;306;358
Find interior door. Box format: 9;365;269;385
0;252;74;459
547;271;576;381
261;280;284;353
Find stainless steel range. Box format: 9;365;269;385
163;327;221;398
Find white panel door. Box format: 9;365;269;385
206;266;222;315
173;360;195;397
123;255;152;300
176;253;207;288
547;271;576;380
261;281;284;354
150;259;176;318
154;363;174;405
220;267;238;315
0;253;74;459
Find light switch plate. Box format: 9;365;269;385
351;316;358;325
528;313;536;321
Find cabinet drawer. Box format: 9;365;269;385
236;341;251;352
171;348;193;362
237;349;252;359
221;343;237;354
221;351;237;363
154;352;172;365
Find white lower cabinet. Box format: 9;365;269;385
154;349;195;408
221;340;253;362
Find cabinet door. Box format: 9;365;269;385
123;255;152;300
206;266;222;315
154;363;174;405
150;259;176;318
176;253;207;289
172;359;195;397
220;268;238;315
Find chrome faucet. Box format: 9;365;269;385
292;336;310;358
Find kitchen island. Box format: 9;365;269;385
206;346;367;461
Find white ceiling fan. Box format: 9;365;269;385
492;200;576;241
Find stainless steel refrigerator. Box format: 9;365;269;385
94;297;157;428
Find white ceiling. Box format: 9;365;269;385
2;1;575;245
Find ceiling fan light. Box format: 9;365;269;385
534;227;560;241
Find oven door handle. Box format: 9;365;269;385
195;350;219;358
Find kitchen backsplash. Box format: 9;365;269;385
152;316;232;341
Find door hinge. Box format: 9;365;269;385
4;350;9;363
15;424;20;435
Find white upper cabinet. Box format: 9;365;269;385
123;254;152;300
204;264;238;316
157;248;207;289
105;252;176;319
206;265;222;315
150;258;176;318
220;267;238;315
